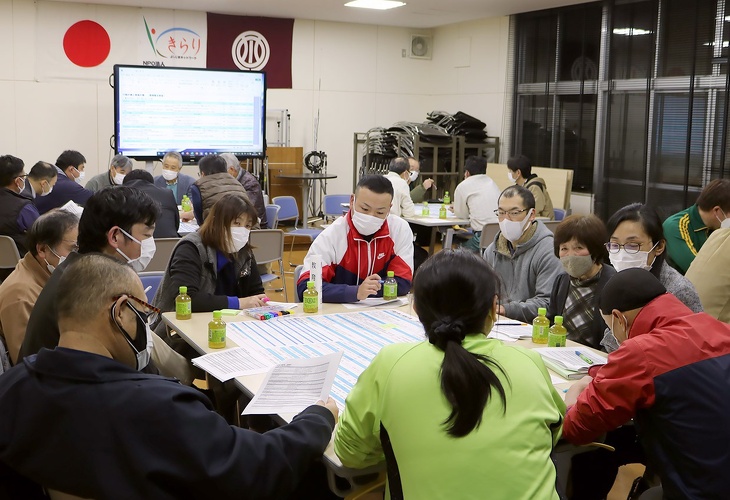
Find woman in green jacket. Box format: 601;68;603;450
334;250;566;499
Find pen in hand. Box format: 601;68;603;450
575;351;594;365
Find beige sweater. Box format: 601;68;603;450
0;252;50;364
686;228;730;322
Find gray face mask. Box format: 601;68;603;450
560;254;594;279
600;327;620;353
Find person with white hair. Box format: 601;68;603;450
220;152;267;228
84;154;134;191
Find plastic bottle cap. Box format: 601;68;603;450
538;307;547;316
554;316;564;325
213;310;221;319
307;280;315;289
387;271;395;278
179;286;187;294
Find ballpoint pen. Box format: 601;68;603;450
575;351;594;365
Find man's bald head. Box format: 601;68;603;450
57;254;141;325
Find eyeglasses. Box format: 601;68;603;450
604;242;646;254
114;294;161;325
63;239;79;252
494;208;529;218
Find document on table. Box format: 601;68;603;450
533;347;607;371
342;297;407;309
242;351;343;415
226;310;425;407
490;323;533;340
191;346;278;382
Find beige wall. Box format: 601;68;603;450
0;0;510;195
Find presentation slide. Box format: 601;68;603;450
115;65;266;160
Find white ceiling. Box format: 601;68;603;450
49;0;592;28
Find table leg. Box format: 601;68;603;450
428;227;437;255
301;181;311;228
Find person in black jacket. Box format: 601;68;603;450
0;254;338;500
547;214;616;351
153;192;267;320
123;169;180;238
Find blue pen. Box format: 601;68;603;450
575;350;594;365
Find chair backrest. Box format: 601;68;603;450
323;194;351;218
145;238;180;273
138;271;165;302
553;208;566;221
294;265;304;303
265;204;280;229
0;236;21;270
250;229;284;266
272;196;300;227
479;223;501;249
541;220;561;234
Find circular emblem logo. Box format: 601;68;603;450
63;20;111;67
231;31;270;71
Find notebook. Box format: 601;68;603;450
533;347;608;380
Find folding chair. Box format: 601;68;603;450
323;194;351;222
144;238;180;273
272;196;322;267
265;204;280;229
0;235;21;272
554;208;566;221
250;229;287;301
138;271;165;302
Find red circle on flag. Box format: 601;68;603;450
63;20;111;67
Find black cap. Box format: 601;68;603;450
599;268;667;315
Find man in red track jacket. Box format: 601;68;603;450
297;175;413;303
564;268;730;499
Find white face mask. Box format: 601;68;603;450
74;170;85;184
507;171;516;183
716;212;730;229
16;177;26;194
351;209;386;236
409;170;418;183
113;172;126;185
44;247;67;274
40;181;53;197
499;209;533;243
116;228;156;273
230;226;250;252
609;242;657;272
162;169;178;181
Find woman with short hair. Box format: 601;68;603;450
548;214;615;351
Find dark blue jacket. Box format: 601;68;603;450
0;348;335;499
33;168;92;214
154;172;196;205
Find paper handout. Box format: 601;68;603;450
191;346;278;382
242;351;343;415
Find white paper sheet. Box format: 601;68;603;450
226;310;425;407
342;297;407;309
490;324;533;340
487;331;519;342
191;346;278;382
533;347;607;371
242;351;343;415
60;200;83;217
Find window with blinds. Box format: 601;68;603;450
512;0;730;220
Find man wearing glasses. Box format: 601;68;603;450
483;185;563;322
0;154;39;255
0;255;339;499
19;186;192;385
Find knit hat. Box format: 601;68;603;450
599;268;667;315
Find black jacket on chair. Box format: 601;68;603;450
124;179;180;238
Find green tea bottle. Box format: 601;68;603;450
548;315;567;347
175;286;192;320
303;280;319;313
532;307;549;344
208;310;226;349
382;271;397;300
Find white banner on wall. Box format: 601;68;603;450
36;1;206;82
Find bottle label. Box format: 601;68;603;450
209;327;226;345
303;296;318;313
383;283;397;300
176;300;191;317
547;333;566;347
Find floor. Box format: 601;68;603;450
264;239;645;500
